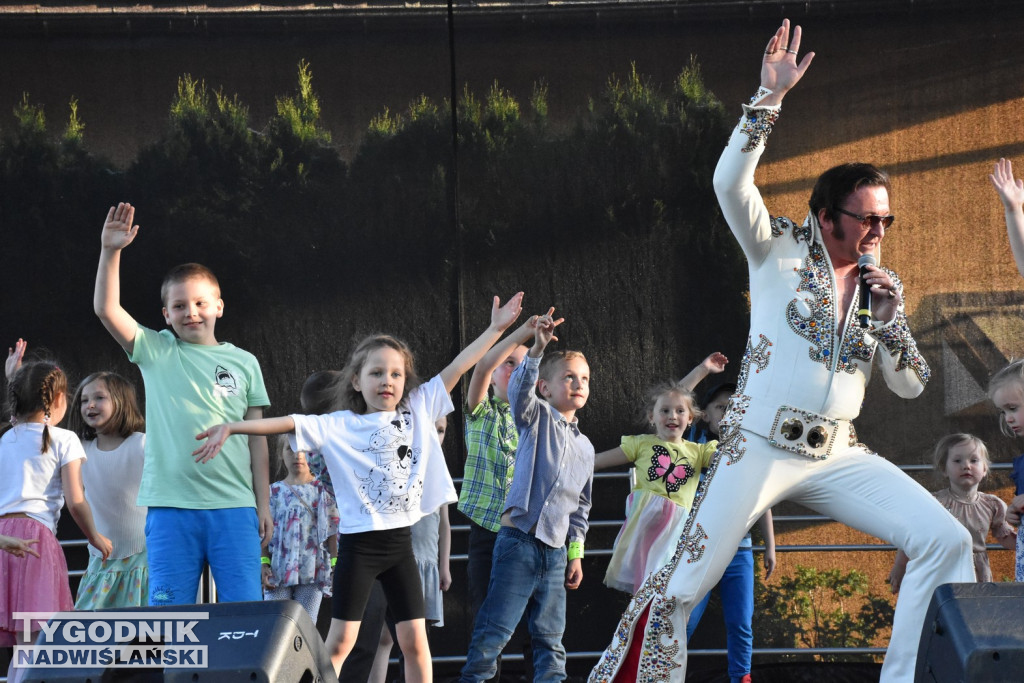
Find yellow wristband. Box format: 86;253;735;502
567;541;584;561
260;556;271;565
330;557;337;568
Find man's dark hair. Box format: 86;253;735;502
809;163;891;224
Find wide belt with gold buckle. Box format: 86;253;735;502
767;405;852;460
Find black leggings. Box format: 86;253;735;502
332;527;424;622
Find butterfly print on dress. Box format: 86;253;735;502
647;445;694;494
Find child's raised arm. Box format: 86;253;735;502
467;317;533;411
990;158;1024;280
678;352;728;392
6;338;26;382
194;415;297;464
94;203;141;353
466;308;559;411
440;292;525;393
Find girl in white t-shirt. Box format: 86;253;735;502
67;371;148;609
194;292;525;683
1;344;112;683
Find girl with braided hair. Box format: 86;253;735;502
1;340;111;682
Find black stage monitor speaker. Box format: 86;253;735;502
915;582;1024;682
19;599;337;683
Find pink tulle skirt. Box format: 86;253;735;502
0;517;73;646
603;489;689;594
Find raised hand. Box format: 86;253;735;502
990;158;1024;210
760;19;815;103
491;292;525;332
6;338;26;382
101;202;140;251
532;310;564;354
193;424;232;463
701;352;728;375
528;307;564;342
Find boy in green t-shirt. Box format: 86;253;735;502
94;202;271;605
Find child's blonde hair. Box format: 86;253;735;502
640;382;703;429
932;433;990;476
988;359;1024;437
538;350;587;383
68;371;145;441
337;334;421;413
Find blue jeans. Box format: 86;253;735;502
146;507;262;605
686;546;754;682
460;527;567;683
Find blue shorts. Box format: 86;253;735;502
146;507;262;605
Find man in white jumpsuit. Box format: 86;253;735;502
591;20;974;683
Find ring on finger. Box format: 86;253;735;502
886;289;896;300
785;48;798;54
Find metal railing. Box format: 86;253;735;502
15;460;1012;676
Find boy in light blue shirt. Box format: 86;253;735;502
461;311;594;682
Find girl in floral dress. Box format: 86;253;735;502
262;438;339;623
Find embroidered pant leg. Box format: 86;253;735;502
788;445;974;683
591;436;785;683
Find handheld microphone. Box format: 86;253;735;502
857;254;877;328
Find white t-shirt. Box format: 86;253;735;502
290;375;456;534
0;424;86;534
82;432;147;558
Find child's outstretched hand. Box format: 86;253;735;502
101;203;140;251
990;158;1024;210
0;534;40;558
194;424;232;463
6;338;26;382
491;292;525;332
701;352;728;375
